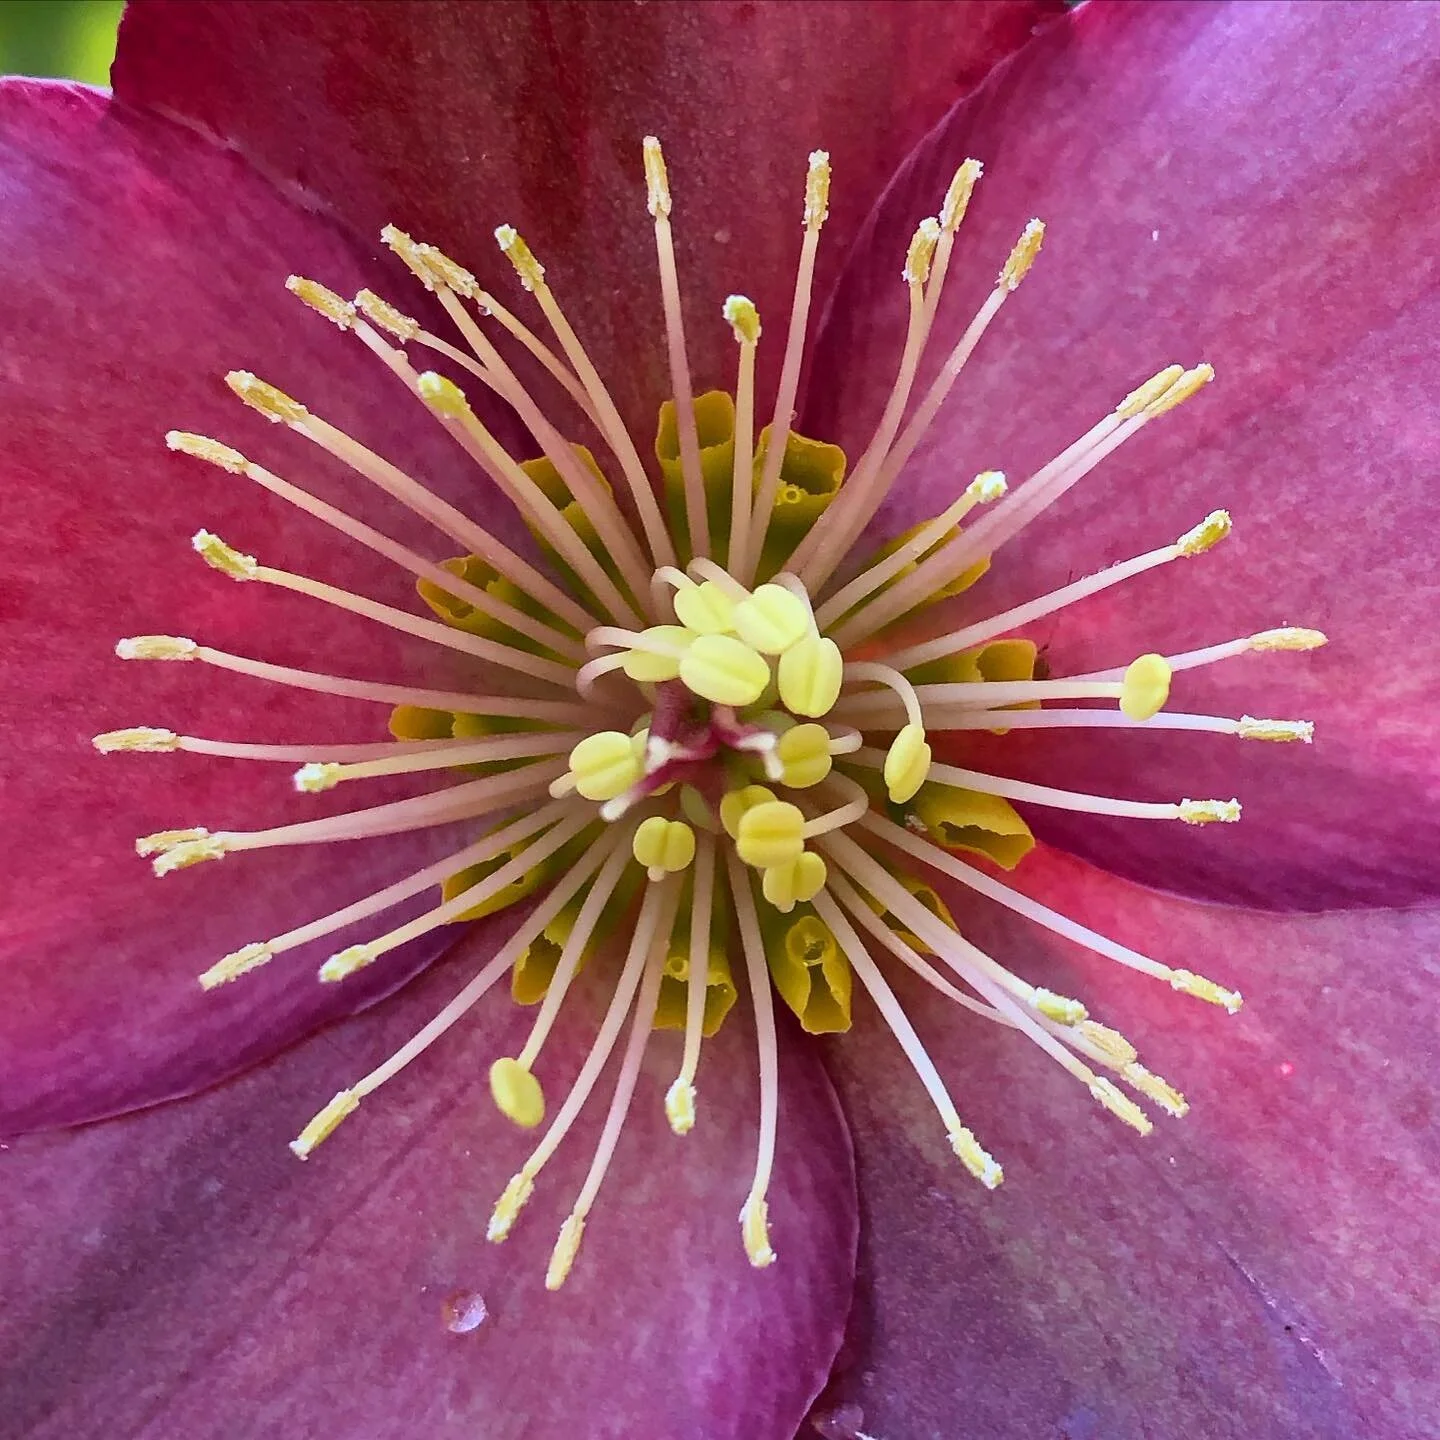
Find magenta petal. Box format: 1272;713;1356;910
0;80;531;1130
0;929;857;1439
113;0;1064;436
817;846;1437;1439
804;0;1440;909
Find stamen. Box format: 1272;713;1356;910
285;275;356;330
815;885;1001;1187
190;530;577;689
354;288;420;342
495;223;676;569
1070;626;1328;682
893;707;1314;744
292;731;581;792
726;851;781;1267
742;149;830;585
289;1089;359;1159
666;830;717;1134
919;158;983;341
724;295;761;578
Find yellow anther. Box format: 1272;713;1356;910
633;816;697;878
1119;653;1172;721
225;370;308;425
761;850;827;913
380;224;477;297
679;633;771;707
732;583;810;655
354;288;420;342
116;635;197;661
1076;1020;1138;1068
319;943;378;983
192;529;258;580
642;135;672;218
285;274;355;329
665;1078;696;1135
1123;1062;1190;1118
904;217;942;286
546;1214;586;1291
777;634;843;717
673;580;737;635
166;430;248;473
949;1126;1003;1189
884;723;932;804
803;149;831;229
621;625;691;683
1169;968;1244;1013
288;1088;359;1160
569;731;645;803
740;1195;776;1267
199;941;273;990
487;1171;535;1241
720;784;776;840
724;294;761;344
1176;508;1232;556
495;224;545;291
999;218;1045;291
294;762;342;793
135;826;209;858
1089;1076;1154;1135
1147;362;1215;416
1116;363;1185;418
152;835;227;877
1179;798;1241;825
417;370;473;419
1033;989;1088;1025
940;157;983;232
489;1057;545;1128
1238;716;1314;743
736;799;805;869
966;469;1007;503
1250;627;1327;652
93;727;179;753
776;723;833;788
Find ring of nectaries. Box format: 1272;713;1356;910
99;140;1324;1290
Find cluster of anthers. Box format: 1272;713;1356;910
97;139;1323;1289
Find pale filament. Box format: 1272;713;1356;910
350;312;505;406
813;885;1000;1187
426;285;654;606
686;556;750;603
812;475;999;632
514;826;639;1070
858;811;1241;1006
668;830;718;1132
166;646;607;726
918;158;983;343
879;532;1211;675
350;831;618;1101
499;230;676;570
645;139;711;559
1069;629;1327;683
846;748;1213;822
842;662;924;729
270;398;596;636
899;708;1310;740
833;680;1127;718
246;561;577;689
826;725;863;755
800;773;872;838
726;850;780;1266
575;651;635;700
471;287;605;426
492;878;681;1238
586;626;690;658
274;802;573;959
727;310;759;578
108;735;452;765
741;151;828;586
193;444;584;662
308;730;585;787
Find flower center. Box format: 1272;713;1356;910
94;137;1325;1291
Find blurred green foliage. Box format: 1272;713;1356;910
0;0;125;86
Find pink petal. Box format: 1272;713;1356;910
816;845;1437;1438
0;926;857;1439
0;80;532;1130
113;0;1064;440
803;0;1440;908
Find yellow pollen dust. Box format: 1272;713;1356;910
166;430;248;473
417;370;474;419
381;224;478;297
941;157;983;232
740;1196;776;1268
193;529;258;581
93;727;179;753
116;635;196;661
226;370;308;425
286;275;356;329
803;149;831;229
1176;508;1232;556
1000;219;1045;290
1148;361;1215;416
290;1089;359;1159
904;217;942;286
1179;798;1242;825
1251;627;1327;651
355;288;421;342
642;135;672;218
1238;716;1314;743
495;224;545;291
724;294;761;344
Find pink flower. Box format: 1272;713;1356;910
2;3;1435;1438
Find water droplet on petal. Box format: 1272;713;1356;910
442;1289;488;1334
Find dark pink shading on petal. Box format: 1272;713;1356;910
818;844;1438;1439
0;81;534;1131
804;0;1440;909
0;927;858;1440
113;0;1065;440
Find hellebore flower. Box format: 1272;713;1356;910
2;3;1438;1439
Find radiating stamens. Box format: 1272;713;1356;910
666;832;719;1135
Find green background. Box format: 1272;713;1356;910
0;0;125;85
